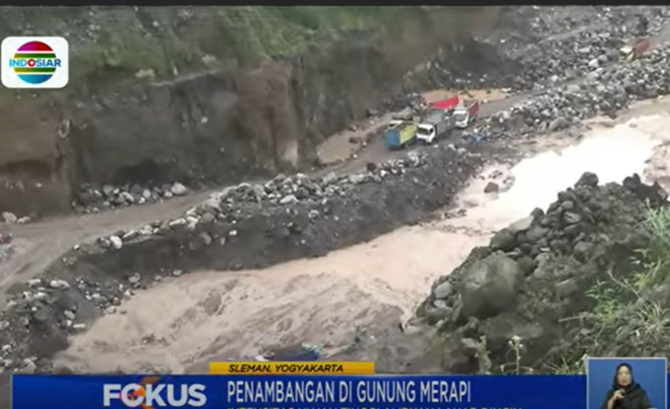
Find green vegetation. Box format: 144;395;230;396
70;6;414;84
0;5;486;101
492;206;670;375
460;206;670;375
578;206;670;359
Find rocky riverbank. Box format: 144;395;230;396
419;173;669;373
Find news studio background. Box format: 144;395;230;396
4;5;670;409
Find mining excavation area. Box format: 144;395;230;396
1;7;670;393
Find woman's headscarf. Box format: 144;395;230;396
613;363;637;391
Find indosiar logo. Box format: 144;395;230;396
1;36;69;88
102;376;207;408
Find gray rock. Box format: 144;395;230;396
322;172;338;186
49;279;70;290
280;194;298;205
199;232;213;246
102;185;115;197
461;254;524;319
170;182;188;196
560;200;574;211
566;84;581;93
556;278;579;298
2;212;17;224
20;358;36;374
484;182;499;193
489;229;516;251
348;174;367;185
526;226;549;241
109;235;123;250
576;172;598;187
433;281;454;299
200;213;216;224
201;198;221;213
564;212;582;225
517;256;537;276
548;116;568;132
460;337;479;354
573;241;595;263
508;216;534;233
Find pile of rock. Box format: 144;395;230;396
88;152;430;254
0;265;188;373
167;154;427;234
513;30;623;91
2;212;30;225
501;6;670;91
417;172;668;373
466;42;670;143
75;182;189;213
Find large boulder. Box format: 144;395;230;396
461;254;524;319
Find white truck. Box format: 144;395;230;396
452;99;481;129
416;110;451;144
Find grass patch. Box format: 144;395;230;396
551;205;670;373
0;6;417;100
0;5;485;95
68;6;414;85
466;205;670;375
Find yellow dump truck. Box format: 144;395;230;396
384;120;418;149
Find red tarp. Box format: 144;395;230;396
430;95;460;111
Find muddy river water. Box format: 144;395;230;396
54;109;670;374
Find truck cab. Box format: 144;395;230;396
452;99;480;129
416;110;449;144
416;124;437;144
452;110;470;128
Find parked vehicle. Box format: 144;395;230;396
384;120;418;149
255;343;323;361
620;37;651;61
452;99;480;129
416;110;451;144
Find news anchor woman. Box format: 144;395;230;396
601;363;652;409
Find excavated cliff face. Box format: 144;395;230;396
0;7;509;217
